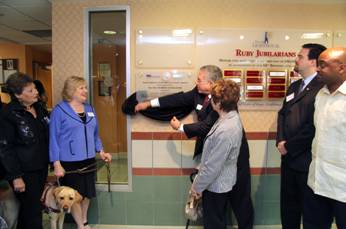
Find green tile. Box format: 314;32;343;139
260;202;281;225
154;202;185;225
153;176;184;202
126;200;154;225
86;174;282;226
126;176;154;201
256;175;280;202
90;192;126;224
251;175;280;225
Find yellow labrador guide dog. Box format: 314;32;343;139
41;183;82;229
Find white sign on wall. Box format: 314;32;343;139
196;29;332;69
134;28;334;110
195;29;332;109
136;28;195;68
135;70;194;101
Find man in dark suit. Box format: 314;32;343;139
277;43;326;229
136;65;254;229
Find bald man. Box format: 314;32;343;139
303;47;346;229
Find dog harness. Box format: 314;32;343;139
40;183;61;214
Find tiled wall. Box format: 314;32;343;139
132;138;281;171
85;132;282;226
88;175;280;226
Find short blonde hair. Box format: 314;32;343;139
61;76;86;102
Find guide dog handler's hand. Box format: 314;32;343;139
53;161;65;178
100;150;112;163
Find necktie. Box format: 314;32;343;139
298;80;305;94
203;95;209;107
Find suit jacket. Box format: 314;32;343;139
277;75;324;172
159;87;220;157
121;92;193;120
159;87;250;170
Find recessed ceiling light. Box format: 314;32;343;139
104;30;117;35
172;29;192;37
301;33;324;39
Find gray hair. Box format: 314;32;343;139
200;65;223;83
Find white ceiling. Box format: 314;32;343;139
0;0;127;53
0;0;51;52
1;0;344;54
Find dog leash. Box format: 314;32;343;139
41;183;61;214
106;163;111;192
56;160;112;192
64;161;99;175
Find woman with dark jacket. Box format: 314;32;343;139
0;72;49;229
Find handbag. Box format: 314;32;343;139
184;192;203;221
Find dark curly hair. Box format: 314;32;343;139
5;72;33;100
211;79;240;112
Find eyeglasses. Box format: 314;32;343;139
196;79;209;84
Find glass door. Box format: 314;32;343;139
87;7;131;190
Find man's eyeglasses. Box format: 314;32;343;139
196;79;209;84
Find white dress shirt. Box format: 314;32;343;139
301;72;317;91
308;80;346;203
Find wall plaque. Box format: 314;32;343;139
136;70;194;101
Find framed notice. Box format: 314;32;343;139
98;63;111;79
1;59;19;83
98;81;112;96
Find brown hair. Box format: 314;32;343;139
61;76;86;102
6;72;33;100
211;79;240;112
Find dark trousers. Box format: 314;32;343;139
202;190;230;229
303;186;346;229
280;162;308;229
230;160;254;229
14;169;47;229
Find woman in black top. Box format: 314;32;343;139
0;72;49;229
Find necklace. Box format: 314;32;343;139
78;112;86;117
25;105;33;110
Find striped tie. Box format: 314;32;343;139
298;80;305;94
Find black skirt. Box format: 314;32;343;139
60;158;96;199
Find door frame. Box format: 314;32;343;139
84;5;132;192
